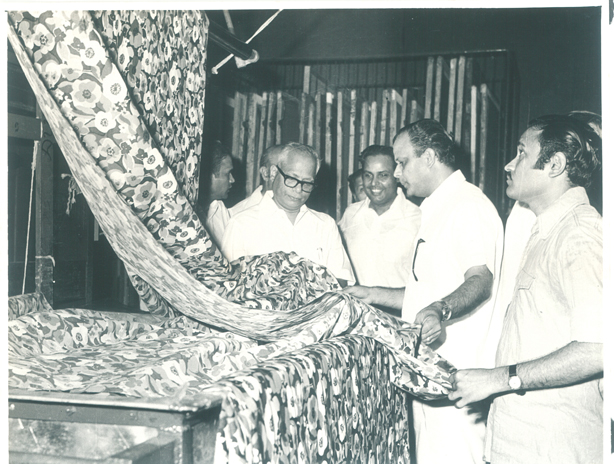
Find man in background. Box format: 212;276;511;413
230;144;284;216
347;168;367;203
449;116;603;464
339;145;420;291
345;119;503;464
222;142;354;285
197;141;234;248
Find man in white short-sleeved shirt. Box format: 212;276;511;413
222;143;355;285
345;119;503;464
450;115;603;464
339;145;420;288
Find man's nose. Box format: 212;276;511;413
504;158;516;173
230;173;235;184
394;165;402;179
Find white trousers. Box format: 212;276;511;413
413;400;487;464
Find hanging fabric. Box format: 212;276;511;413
7;9;455;398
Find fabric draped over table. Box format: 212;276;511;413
8;10;455;463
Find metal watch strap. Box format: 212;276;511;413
439;300;452;321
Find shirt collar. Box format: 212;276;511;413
420;170;466;213
263;190;318;222
534;187;590;238
362;187;408;217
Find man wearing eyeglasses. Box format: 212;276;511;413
229;144;285;216
345;119;503;464
221;142;355;285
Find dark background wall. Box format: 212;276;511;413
209;7;601;133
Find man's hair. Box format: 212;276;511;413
360;145;395;166
260;144;284;169
211;140;231;177
568;110;602;139
277;142;322;173
527;115;601;188
348;169;364;195
394;119;456;168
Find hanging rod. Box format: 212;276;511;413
208;20;255;61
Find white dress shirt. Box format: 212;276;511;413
229;185;264;217
221;191;355;283
339;188;420;287
401;170;504;464
205;199;230;249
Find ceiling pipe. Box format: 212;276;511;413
208;20;255;61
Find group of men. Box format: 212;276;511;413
200;116;603;464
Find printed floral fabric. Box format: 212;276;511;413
92;11;207;206
8;291;53;320
8;296;412;463
8;11;457;463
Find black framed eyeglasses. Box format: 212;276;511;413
275;165;316;193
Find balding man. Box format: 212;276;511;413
222;142;355;285
230;144;284;216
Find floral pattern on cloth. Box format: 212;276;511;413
8;292;53;321
8;299;413;463
8;7;456;395
7;12;464;461
92;11;206;206
9;10;342;315
212;336;412;464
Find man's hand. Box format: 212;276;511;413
414;302;444;344
448;367;508;408
342;285;373;304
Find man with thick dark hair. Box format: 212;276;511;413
339;145;420;288
345;119;503;464
347;168;367;203
450;116;603;464
198;140;235;248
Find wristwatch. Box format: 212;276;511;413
438;300;452;321
508;364;522;390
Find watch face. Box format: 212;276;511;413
509;376;522;390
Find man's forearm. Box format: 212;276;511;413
441;269;492;320
515;341;602;390
369;287;405;310
343;286;405;310
449;341;603;407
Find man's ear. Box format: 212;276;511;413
260;166;271;182
548;152;568;178
422;148;436;168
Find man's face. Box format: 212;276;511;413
505;128;548;204
271;151;316;213
352;176;367;202
210;155;234;200
363;154;397;211
393;133;428;198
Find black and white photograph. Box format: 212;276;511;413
3;2;611;463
